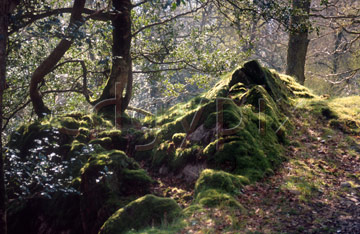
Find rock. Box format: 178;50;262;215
180;163;206;182
188;124;214;144
99;195;181;234
80;150;154;234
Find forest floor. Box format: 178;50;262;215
168;108;360;234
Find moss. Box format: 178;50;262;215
149;61;289;183
89;137;112;146
278;73;315;98
195;189;244;209
195;169;249;196
80;150;153;196
132;130;157;162
308;100;338;120
191;169;247;211
60;117;80;129
99;195;182;234
170;146;199;171
95;129;128;151
202;105;284;182
152;141;175;169
172;133;186;146
203;99;243;130
80;150;154;233
67;140;87;159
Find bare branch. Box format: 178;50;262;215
132;1;209;37
131;0;149;9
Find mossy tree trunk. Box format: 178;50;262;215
286;0;311;85
94;0;133;126
29;0;86;118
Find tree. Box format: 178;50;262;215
29;0;86;118
1;1;20;233
92;0;132;128
286;0;311;85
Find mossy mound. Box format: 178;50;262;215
195;169;249;195
195;189;244;209
191;169;247;210
80;150;153;196
80;150;154;233
99;194;182;234
297;96;360;134
5;112;155;234
146;60;302;182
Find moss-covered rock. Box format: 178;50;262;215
191;169;247;210
80;150;154;234
172;133;186;146
99;195;181;234
195;169;249;195
195;189;244;209
147;61;292;182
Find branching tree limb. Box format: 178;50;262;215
29;0;86;118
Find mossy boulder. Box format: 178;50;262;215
195;169;249;195
80;150;154;234
202;105;284;181
192;169;247;210
195;189;244;209
148;60;293;182
99;194;181;234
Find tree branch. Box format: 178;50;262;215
132;1;209;37
29;0;86;118
10;7;113;35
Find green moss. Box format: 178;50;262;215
94;129;128;150
195;189;244;209
60;117;80;129
195;169;249;196
172;133;186;146
81;150;153;196
308;100;339;119
170;146;199;171
152;141;175;169
278;73;315;98
203;105;284;182
67;140;87;159
99;195;182;234
89;137;112;147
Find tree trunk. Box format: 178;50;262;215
94;0;133;126
333;30;343;74
29;0;86;118
0;1;10;233
286;0;311;85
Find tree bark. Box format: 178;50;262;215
94;0;133;124
29;0;86;118
0;1;11;233
286;0;311;85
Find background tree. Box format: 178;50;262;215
286;0;311;85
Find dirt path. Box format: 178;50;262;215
177;111;360;234
236;112;360;233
